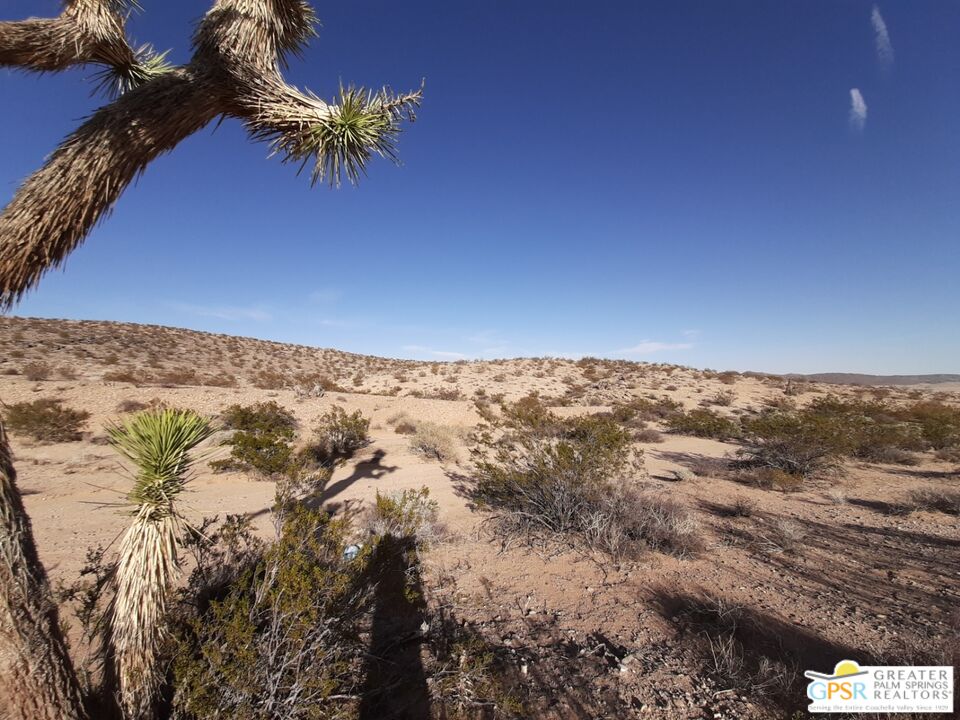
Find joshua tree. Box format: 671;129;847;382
105;409;214;718
0;4;419;717
0;0;421;309
0;421;87;720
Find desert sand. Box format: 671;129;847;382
2;316;958;718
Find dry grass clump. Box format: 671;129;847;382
904;487;960;515
409;422;461;463
756;517;806;554
663;593;801;712
22;360;52;380
3;398;90;441
364;486;443;545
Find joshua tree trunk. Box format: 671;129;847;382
0;421;88;720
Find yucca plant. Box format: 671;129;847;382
106;409;213;719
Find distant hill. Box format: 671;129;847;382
796;373;960;387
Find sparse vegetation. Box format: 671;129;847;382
667;408;740;440
22;361;52;381
905;487;960;515
470;398;700;558
409;422;460;462
212;401;298;477
312;406;370;462
365;487;441;544
3;399;90;442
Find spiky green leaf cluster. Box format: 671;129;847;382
276;84;422;187
92;44;174;98
107;409;213;514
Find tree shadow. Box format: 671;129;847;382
306;449;399;508
651;450;732;479
755;517;960;616
652;588;868;716
358;535;430;720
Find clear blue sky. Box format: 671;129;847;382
2;1;958;374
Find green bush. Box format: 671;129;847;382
611;396;683;424
221;401;297;435
312;406;370;463
738;408;853;478
172;507;369;719
902;401;960;450
666;409;740;440
805;396;923;462
213;402;298;477
4;399;90;442
365;487;440;544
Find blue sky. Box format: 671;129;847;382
2;1;958;374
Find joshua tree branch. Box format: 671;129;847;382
0;0;420;308
0;0;138;74
0;70;223;308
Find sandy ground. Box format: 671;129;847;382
1;317;958;718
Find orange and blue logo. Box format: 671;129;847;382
805;659;953;713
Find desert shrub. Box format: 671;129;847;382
409;422;460;462
213;402;298;477
365;487;441;544
249;369;288;389
214;431;296;477
612;395;683;423
3;399;90;441
666;409;740;440
116;399;149;413
171;507;370;719
737;408;854;478
902;401;960;449
55;364;79;380
394;421;417;435
731;496;757;517
103;368;142;384
905;488;960;515
312;406;370;462
22;361;52;381
747;468;805;492
221;401;297;435
804;396;924;462
634;427;664;443
470;398;698;557
706;390;735;407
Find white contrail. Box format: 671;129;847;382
849;88;868;131
871;5;894;67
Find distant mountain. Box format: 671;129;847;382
795;373;960;387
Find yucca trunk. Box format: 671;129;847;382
112;510;181;719
0;422;88;720
106;409;213;719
